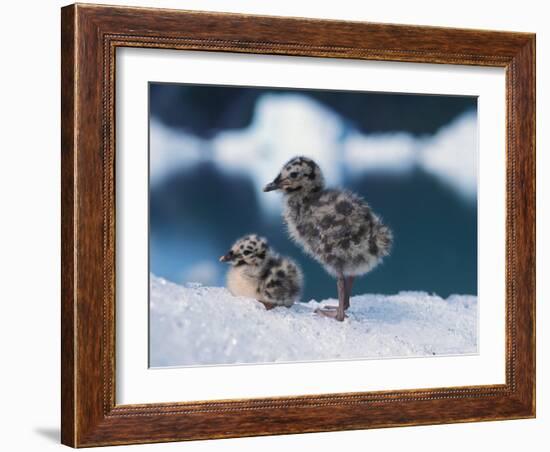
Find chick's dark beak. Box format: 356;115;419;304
263;181;279;192
219;251;234;262
263;174;282;192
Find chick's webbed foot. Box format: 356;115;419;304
315;276;347;321
258;300;277;310
314;305;347;320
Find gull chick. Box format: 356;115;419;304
264;156;392;321
220;234;303;309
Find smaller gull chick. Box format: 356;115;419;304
220;234;303;309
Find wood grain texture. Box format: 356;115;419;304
60;5;76;446
60;3;536;447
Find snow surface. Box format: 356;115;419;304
149;274;477;367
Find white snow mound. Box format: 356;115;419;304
150;274;477;367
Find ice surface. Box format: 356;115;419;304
149;274;477;367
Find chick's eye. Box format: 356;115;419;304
289;172;298;179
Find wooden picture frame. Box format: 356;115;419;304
61;3;535;447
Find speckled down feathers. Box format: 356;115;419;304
274;157;393;277
257;254;303;306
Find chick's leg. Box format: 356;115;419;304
336;276;346;321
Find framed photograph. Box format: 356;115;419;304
61;3;535;447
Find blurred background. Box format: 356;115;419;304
149;83;477;300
